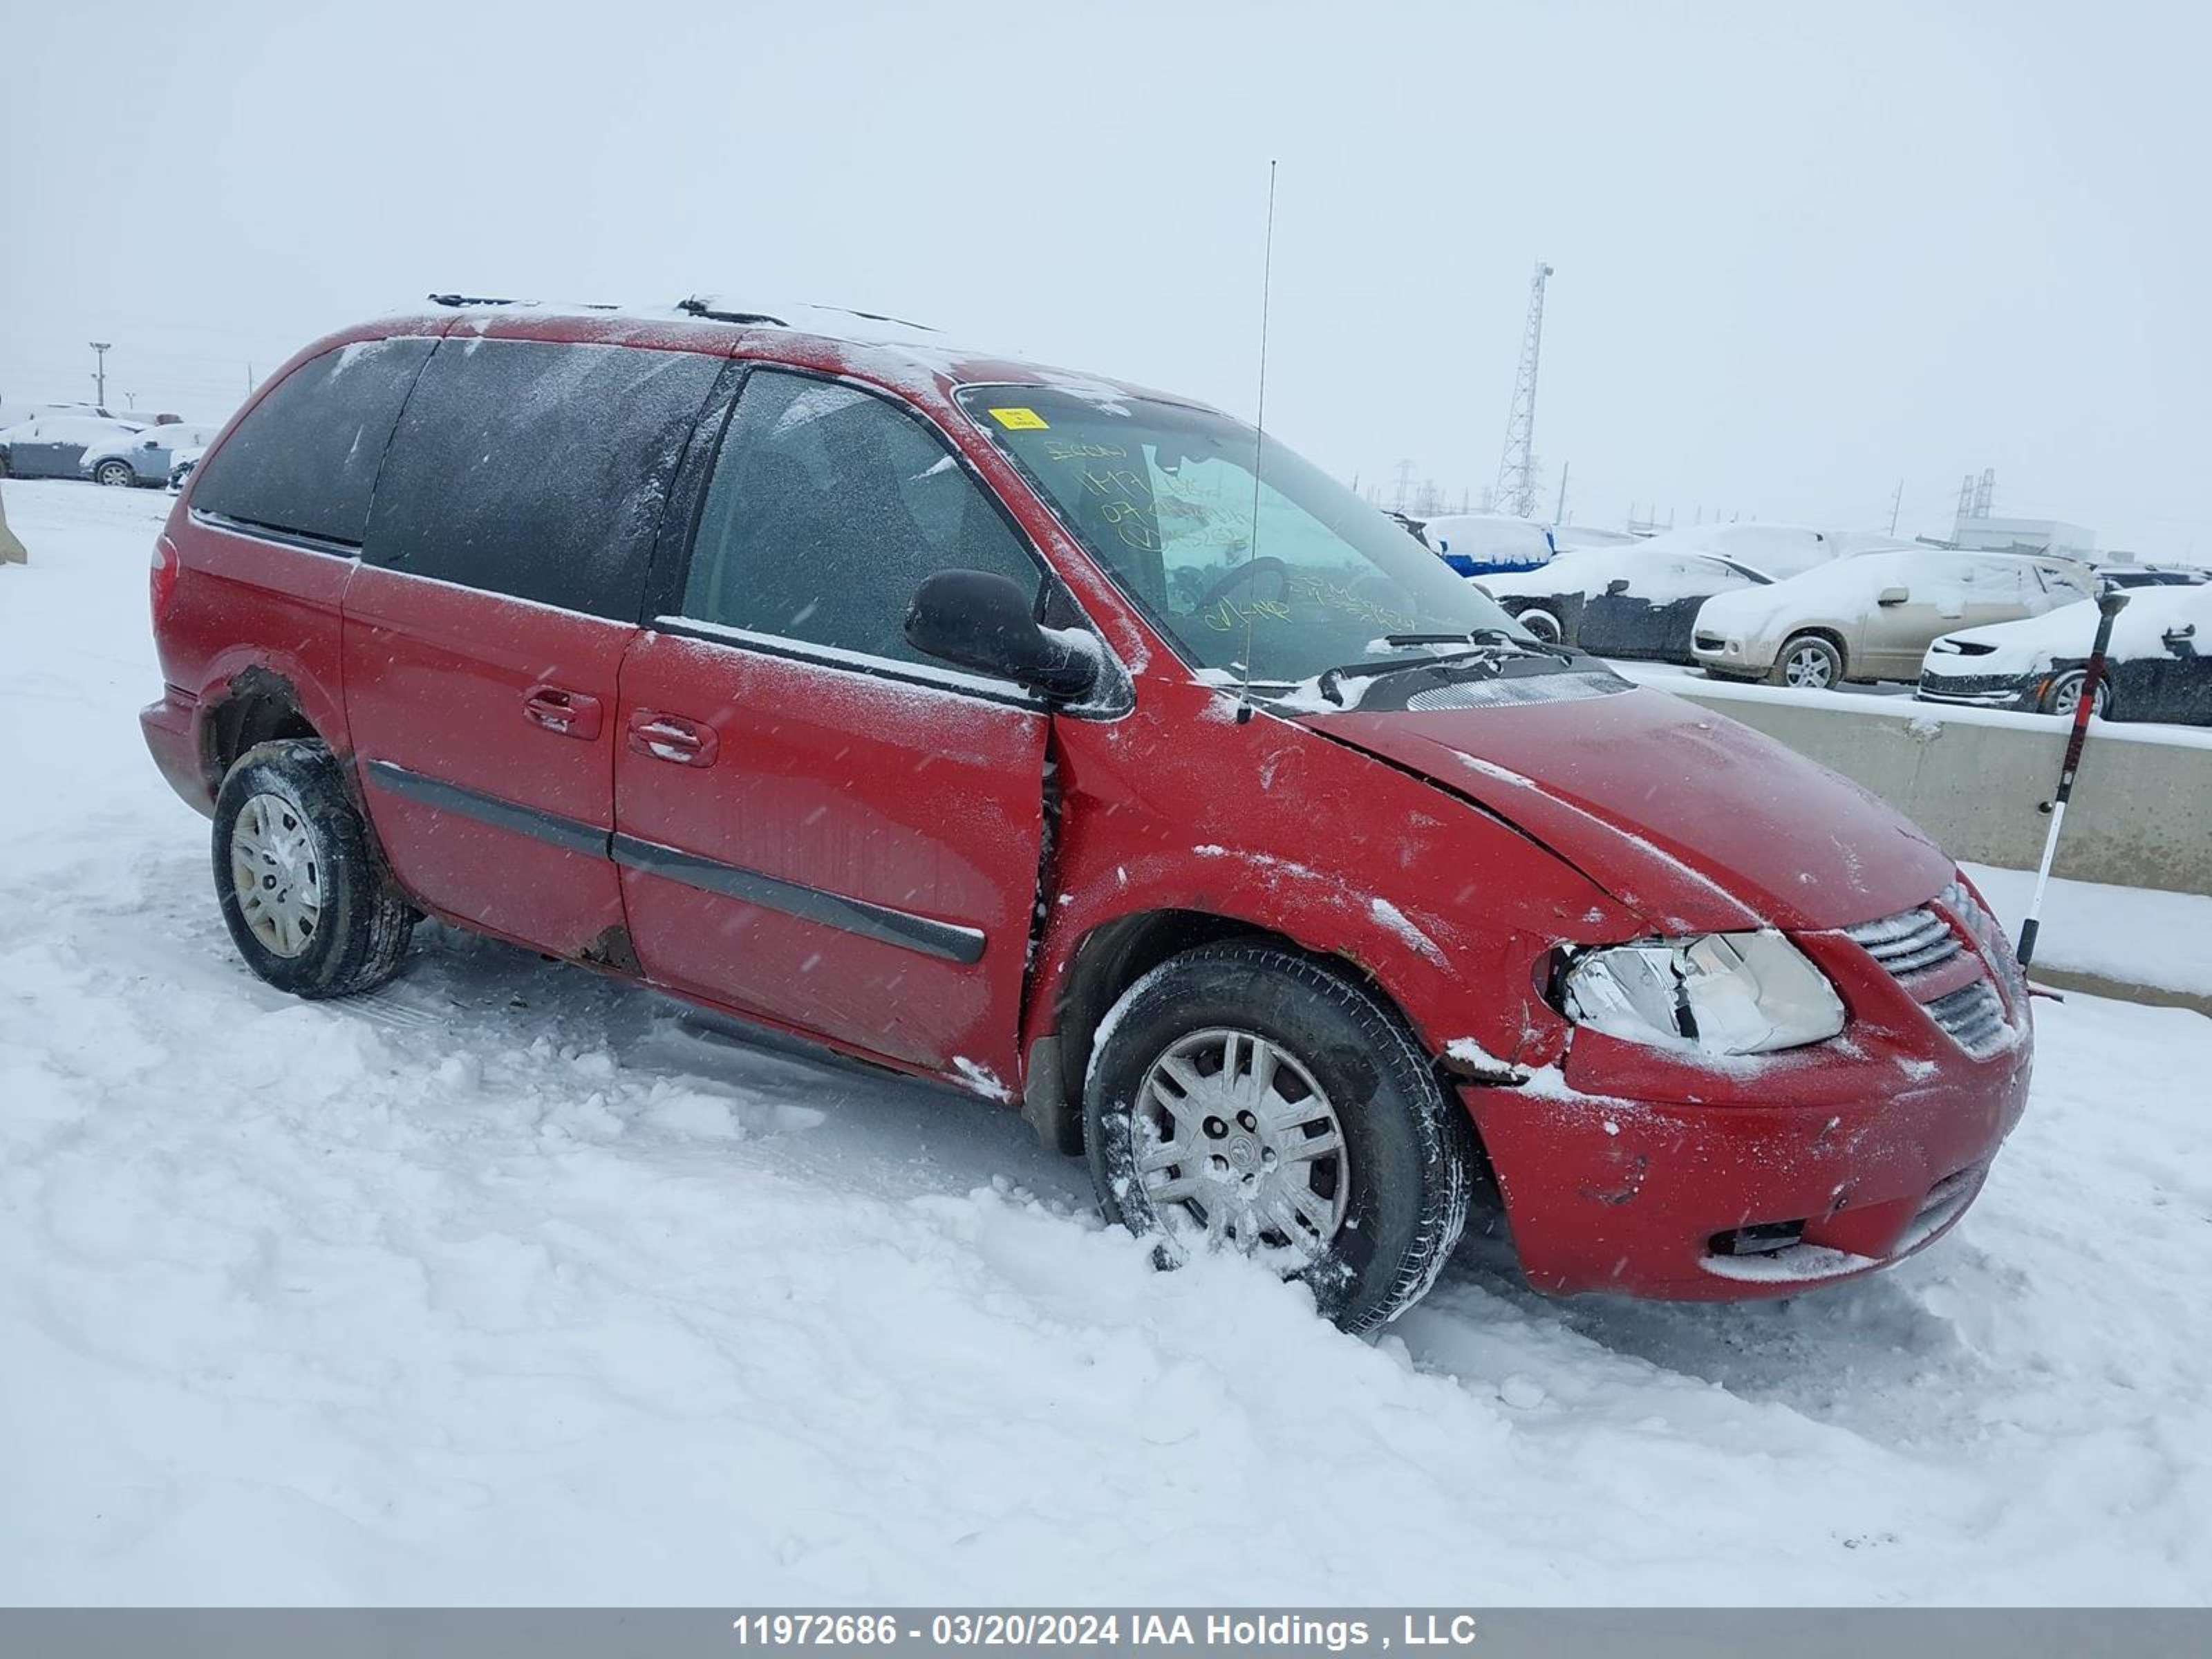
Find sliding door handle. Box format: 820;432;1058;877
626;710;718;767
522;684;604;740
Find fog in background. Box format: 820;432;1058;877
4;0;2206;556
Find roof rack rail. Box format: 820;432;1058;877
677;297;787;327
427;292;516;308
830;305;937;332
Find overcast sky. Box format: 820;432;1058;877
6;1;2206;556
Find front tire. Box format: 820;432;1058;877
1516;607;1564;644
94;460;135;487
212;740;416;998
1774;632;1844;691
1086;944;1474;1333
2041;668;2112;719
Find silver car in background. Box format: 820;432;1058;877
78;421;222;487
1691;549;2094;688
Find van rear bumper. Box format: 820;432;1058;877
1463;1034;2031;1300
140;688;213;817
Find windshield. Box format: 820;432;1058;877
956;385;1540;690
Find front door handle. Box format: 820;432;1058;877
523;684;604;740
626;710;718;767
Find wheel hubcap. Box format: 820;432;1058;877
1787;646;1831;688
1132;1028;1349;1266
229;792;323;958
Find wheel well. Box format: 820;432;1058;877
1779;628;1848;673
201;671;320;794
1043;909;1461;1150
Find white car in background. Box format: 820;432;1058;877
1919;581;2212;725
1692;549;2094;688
1632;521;1886;581
78;420;223;488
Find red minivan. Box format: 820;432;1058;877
141;298;2032;1330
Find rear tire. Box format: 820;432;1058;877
212;740;416;998
1085;943;1474;1333
1774;632;1844;691
94;460;135;487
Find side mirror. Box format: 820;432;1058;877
905;569;1100;702
1877;586;1911;607
1604;578;1631;597
2165;622;2198;657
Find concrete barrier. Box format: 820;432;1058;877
1644;675;2212;896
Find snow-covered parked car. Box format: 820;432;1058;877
2094;563;2208;591
79;421;223;488
1918;581;2212;724
167;444;208;490
0;413;150;480
1478;544;1774;659
1693;550;2094;689
1421;512;1555;577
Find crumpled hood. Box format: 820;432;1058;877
1315;686;1953;934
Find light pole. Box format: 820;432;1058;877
89;341;113;409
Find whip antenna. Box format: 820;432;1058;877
1236;159;1279;725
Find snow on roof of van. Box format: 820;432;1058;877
407;293;1200;413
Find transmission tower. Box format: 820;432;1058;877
1492;261;1553;518
1974;467;1995;518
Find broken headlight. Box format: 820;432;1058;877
1560;932;1845;1056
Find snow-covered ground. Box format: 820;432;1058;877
2;479;2209;1605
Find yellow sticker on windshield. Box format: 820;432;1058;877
988;406;1049;431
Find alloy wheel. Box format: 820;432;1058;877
1784;644;1835;688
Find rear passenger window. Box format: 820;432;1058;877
677;370;1042;668
364;338;721;621
193;337;434;547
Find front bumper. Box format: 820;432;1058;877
1691;632;1772;679
1915;668;2040;711
1463;900;2034;1299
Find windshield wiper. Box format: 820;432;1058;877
1465;626;1577;664
1318;646;1500;706
1318;630;1580;705
1380;628;1575;664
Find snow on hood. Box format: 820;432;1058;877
1481;545;1758;604
1631;523;1842;580
1315;687;1953;933
1924;585;2212;677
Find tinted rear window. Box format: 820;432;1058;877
365;337;720;621
193;337;434;546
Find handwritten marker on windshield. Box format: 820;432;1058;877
2016;585;2129;968
1236;159;1280;727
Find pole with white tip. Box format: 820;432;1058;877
2016;586;2129;968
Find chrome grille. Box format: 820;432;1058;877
1841;906;1962;977
1925;982;2009;1058
1846;890;2021;1058
1940;879;2029;1007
